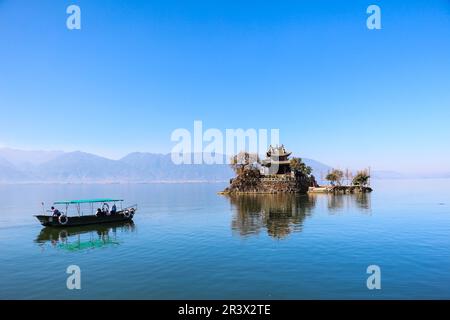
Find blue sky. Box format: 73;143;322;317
0;0;449;173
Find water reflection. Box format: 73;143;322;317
35;221;136;251
310;193;372;213
228;193;372;239
228;194;316;239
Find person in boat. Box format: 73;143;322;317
96;208;102;217
102;203;110;216
51;206;61;217
111;204;117;215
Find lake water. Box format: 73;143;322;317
0;180;449;299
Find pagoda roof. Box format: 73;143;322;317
266;144;292;157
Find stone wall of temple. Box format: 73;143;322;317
221;171;312;194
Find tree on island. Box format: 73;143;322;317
229;152;260;175
289;157;313;176
344;168;353;186
325;169;344;186
352;170;370;187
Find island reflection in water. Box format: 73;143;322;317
320;192;372;213
228;193;372;239
35;221;136;251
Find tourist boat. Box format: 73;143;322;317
35;198;137;227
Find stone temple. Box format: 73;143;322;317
261;144;292;175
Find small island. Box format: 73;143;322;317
220;145;373;195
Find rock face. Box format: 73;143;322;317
221;170;314;194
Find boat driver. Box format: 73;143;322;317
51;206;61;217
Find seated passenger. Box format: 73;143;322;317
96;208;102;217
102;204;110;216
111;204;117;215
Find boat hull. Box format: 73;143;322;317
35;211;135;227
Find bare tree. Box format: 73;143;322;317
230;152;260;174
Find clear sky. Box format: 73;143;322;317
0;0;449;173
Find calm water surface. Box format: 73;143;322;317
0;180;449;299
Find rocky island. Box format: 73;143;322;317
220;145;317;194
220;145;372;195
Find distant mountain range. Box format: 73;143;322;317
0;148;332;183
0;147;439;183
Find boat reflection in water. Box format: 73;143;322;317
35;221;136;251
228;193;372;239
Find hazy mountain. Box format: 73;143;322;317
119;152;171;180
36;151;128;182
0;148;63;169
119;152;234;181
0;149;237;182
0;147;421;183
297;157;332;178
0;157;14;168
0;156;29;181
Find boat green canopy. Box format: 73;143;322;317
54;199;124;205
58;239;120;251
